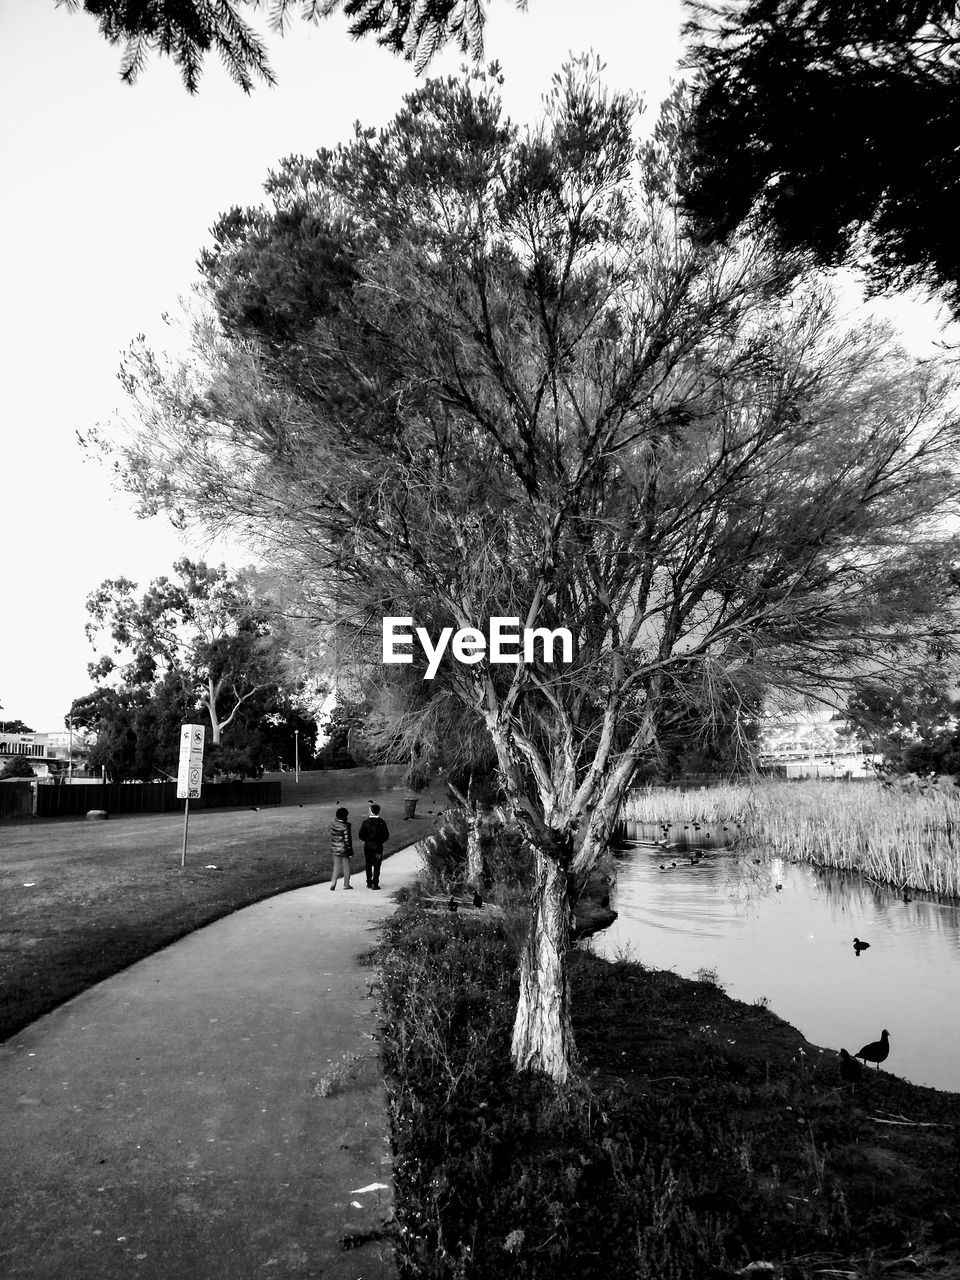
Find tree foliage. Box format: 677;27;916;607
57;0;518;90
0;756;38;780
74;558;316;778
682;0;960;312
107;63;960;1078
85;557;287;745
847;673;960;775
0;718;35;735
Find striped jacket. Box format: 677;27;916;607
330;817;353;858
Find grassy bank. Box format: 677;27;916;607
0;783;443;1042
378;896;960;1279
624;780;960;897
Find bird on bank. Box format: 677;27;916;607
853;937;870;953
448;897;459;913
855;1028;890;1070
839;1048;863;1084
472;889;483;909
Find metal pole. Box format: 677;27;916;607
181;797;191;868
295;729;300;784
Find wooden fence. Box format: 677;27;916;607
0;781;35;820
28;779;281;820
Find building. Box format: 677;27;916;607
0;732;56;778
758;717;879;779
0;730;94;780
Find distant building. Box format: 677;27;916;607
0;733;56;778
0;730;94;780
759;717;879;778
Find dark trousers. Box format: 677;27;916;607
364;844;384;887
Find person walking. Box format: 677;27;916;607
358;802;390;889
329;806;354;890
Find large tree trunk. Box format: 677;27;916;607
510;839;575;1084
465;807;484;887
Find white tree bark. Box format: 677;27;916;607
465;807;484;887
510;837;575;1084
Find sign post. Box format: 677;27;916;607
177;724;205;867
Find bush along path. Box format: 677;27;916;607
376;895;960;1280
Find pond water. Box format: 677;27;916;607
588;822;960;1094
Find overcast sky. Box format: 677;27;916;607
1;0;955;732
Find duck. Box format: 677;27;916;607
855;1028;890;1070
472;889;483;909
839;1048;863;1084
448;897;459;913
853;937;870;953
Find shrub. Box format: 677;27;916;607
0;756;36;779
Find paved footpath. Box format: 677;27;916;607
0;841;426;1280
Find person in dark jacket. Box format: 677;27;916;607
357;802;390;889
329;806;354;890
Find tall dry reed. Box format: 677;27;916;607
623;781;960;898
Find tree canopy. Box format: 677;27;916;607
847;672;960;775
105;63;960;1079
0;716;35;735
75;558;317;778
682;0;960;313
0;756;37;780
57;0;517;90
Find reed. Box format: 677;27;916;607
622;781;960;898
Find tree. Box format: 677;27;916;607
0;756;37;780
682;0;960;314
68;675;191;781
0;700;35;735
846;674;960;774
75;558;319;779
85;558;285;747
106;64;960;1082
56;0;518;91
650;669;764;778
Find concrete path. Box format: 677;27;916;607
0;842;425;1280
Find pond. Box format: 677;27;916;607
588;822;960;1094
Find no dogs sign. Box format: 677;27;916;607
176;724;205;799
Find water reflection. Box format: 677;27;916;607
590;831;960;1093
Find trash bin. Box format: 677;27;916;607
403;797;418;819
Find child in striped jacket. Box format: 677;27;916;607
329;807;354;890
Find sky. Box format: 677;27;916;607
1;0;956;732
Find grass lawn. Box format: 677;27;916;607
0;775;445;1042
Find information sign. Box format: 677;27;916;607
176;723;205;800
